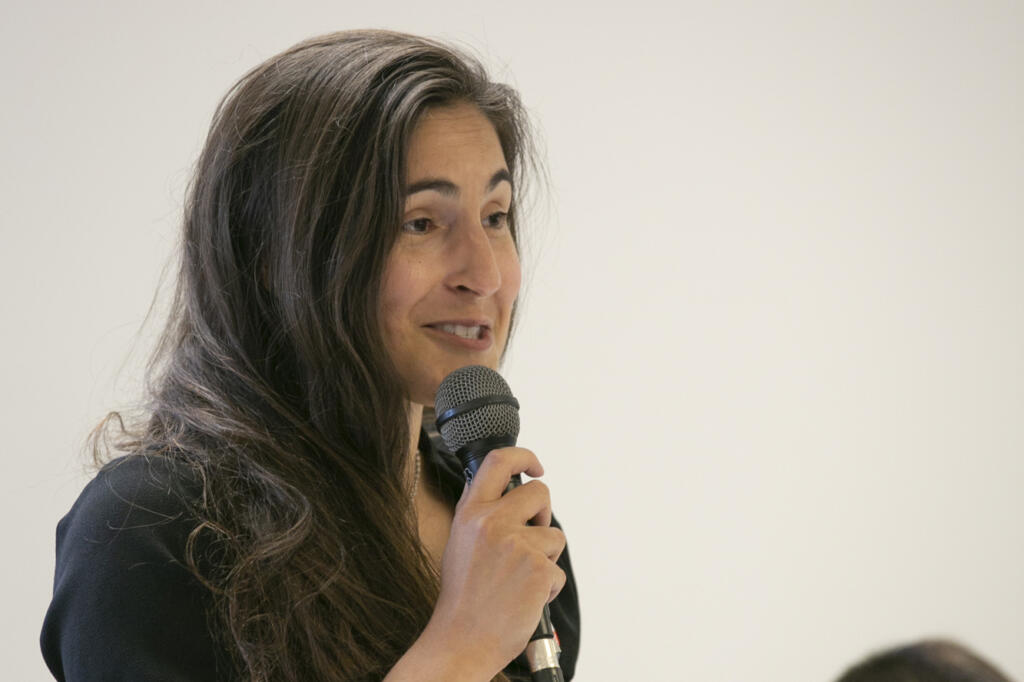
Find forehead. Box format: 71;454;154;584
405;102;508;179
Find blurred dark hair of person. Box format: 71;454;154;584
836;639;1015;682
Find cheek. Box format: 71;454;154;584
501;248;523;306
379;259;415;340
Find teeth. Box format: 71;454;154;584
440;324;482;339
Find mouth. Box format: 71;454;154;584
434;323;486;340
423;320;494;349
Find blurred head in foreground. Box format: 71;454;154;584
836;639;1014;682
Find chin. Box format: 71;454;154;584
413;358;501;406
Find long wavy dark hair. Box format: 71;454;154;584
93;30;534;681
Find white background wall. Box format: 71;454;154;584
2;2;1022;680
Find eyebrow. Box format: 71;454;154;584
404;169;512;198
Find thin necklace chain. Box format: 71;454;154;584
410;449;422;502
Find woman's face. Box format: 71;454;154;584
381;102;522;406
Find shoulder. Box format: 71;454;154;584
64;454;202;533
51;454;207;576
41;454;227;681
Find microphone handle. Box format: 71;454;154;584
457;441;565;682
506;473;565;682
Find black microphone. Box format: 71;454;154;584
435;365;564;682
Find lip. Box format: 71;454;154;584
423;319;494;352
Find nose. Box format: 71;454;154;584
445;219;502;298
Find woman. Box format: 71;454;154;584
40;30;579;681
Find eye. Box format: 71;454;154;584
401;217;436;234
483;211;509;230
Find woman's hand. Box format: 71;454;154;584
417;446;567;680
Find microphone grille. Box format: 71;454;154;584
434;365;520;453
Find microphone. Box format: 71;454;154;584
435;365;565;682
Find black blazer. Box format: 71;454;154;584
41;441;580;681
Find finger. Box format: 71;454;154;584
464;447;543;503
501;479;552;527
548;565;567;604
523;525;566;563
